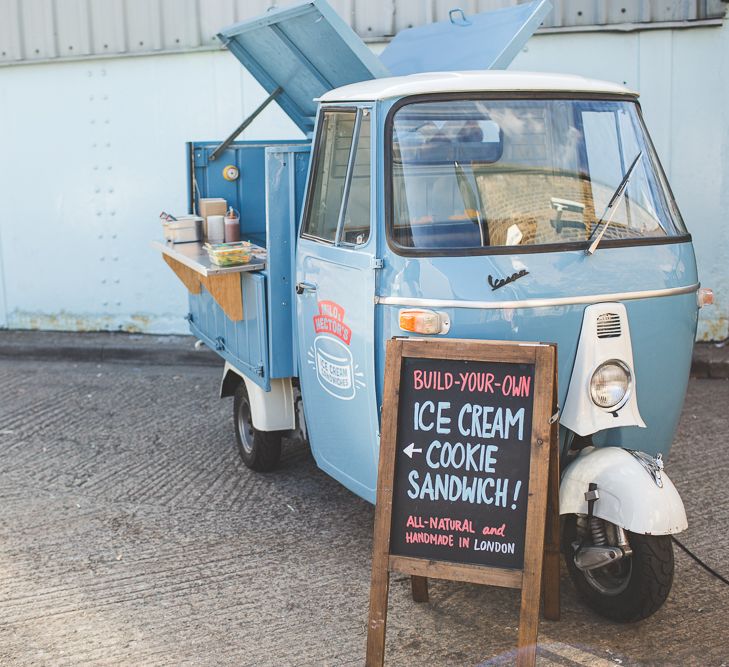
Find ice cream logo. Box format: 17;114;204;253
307;301;366;400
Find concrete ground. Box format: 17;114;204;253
0;345;727;665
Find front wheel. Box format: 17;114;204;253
563;514;674;622
233;383;282;472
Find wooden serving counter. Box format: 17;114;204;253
152;241;266;321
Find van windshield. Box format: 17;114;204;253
388;98;687;253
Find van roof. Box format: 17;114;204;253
318;70;637;103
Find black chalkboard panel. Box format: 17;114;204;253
389;356;535;570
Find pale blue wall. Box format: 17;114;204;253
0;51;301;334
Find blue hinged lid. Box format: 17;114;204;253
380;0;551;76
217;0;389;135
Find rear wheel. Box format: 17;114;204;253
233;383;282;472
563;514;674;622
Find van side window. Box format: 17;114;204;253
303;108;371;246
340;113;371;245
303;110;356;243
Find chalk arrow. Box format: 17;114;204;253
403;443;422;459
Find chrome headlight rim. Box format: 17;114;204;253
589;359;632;411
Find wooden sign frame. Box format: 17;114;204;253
366;338;559;667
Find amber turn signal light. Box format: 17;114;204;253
399;309;445;335
698;288;714;308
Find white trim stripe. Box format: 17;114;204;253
375;283;700;310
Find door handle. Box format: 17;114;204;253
295;281;317;295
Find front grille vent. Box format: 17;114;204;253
596;312;622;339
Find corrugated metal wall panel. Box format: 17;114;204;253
55;0;93;58
161;0;200;50
125;0;163;53
0;0;726;66
199;0;236;46
353;0;393;37
393;1;435;33
540;0;727;28
89;0;126;55
0;0;22;61
20;0;58;61
545;0;607;29
603;1;651;26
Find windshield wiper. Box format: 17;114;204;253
586;151;642;256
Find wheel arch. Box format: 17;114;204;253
221;362;295;432
560;446;687;535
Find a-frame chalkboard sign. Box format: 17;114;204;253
366;338;560;667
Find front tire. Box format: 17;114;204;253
233;383;282;472
563;515;674;622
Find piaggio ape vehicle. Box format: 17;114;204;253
155;0;713;622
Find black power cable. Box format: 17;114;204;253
672;536;729;587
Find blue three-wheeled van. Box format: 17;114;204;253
155;0;713;622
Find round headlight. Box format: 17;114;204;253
590;361;631;409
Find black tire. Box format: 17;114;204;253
233;383;282;472
563;514;674;622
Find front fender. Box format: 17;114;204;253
560;447;687;535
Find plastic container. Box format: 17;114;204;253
224;207;241;243
204;241;253;267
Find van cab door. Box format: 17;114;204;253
295;106;380;502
